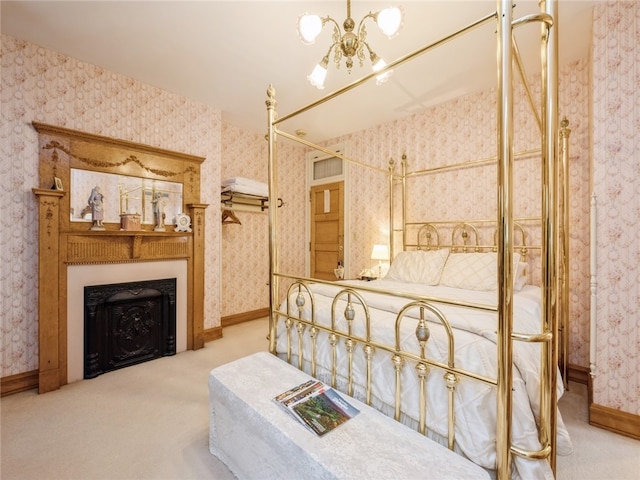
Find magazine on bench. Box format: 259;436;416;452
273;380;360;436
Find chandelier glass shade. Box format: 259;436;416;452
297;0;403;89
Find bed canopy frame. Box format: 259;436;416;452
265;1;569;478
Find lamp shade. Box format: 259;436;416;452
371;244;390;261
308;62;328;89
372;57;392;85
376;6;403;38
297;13;323;44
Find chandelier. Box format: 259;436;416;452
297;0;403;89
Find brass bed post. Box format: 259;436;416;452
540;0;559;473
559;118;571;390
266;85;279;354
389;158;395;260
496;1;514;478
401;156;407;251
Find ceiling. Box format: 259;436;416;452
2;1;597;144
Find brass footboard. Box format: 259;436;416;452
273;274;499;455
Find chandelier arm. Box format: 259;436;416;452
322;42;339;61
323;16;342;35
360;39;374;55
356;12;377;35
359;40;379;64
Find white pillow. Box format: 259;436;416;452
386;249;450;285
439;252;522;291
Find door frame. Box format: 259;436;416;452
305;142;350;278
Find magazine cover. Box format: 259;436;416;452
274;381;359;436
277;380;325;408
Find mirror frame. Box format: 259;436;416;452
33;122;203;233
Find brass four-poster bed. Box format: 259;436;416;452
265;1;570;479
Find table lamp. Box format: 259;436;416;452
370;244;390;279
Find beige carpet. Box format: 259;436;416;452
1;317;639;479
556;382;640;479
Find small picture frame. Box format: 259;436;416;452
53;177;63;190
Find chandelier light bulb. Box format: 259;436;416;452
308;59;328;89
297;13;323;44
372;56;392;85
376;6;403;38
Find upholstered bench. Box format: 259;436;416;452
209;351;490;480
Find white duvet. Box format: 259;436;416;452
275;279;572;479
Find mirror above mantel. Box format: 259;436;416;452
70;168;183;225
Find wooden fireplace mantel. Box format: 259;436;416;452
32;122;208;393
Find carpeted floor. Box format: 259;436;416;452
1;317;638;479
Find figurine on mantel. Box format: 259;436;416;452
152;192;166;232
88;186;105;230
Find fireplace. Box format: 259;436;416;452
33;123;208;393
84;278;177;379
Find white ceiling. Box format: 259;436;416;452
2;1;597;144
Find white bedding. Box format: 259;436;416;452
275;279;572;480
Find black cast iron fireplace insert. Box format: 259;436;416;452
84;278;176;379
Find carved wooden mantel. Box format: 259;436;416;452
32;122;208;393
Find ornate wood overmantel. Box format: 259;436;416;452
32;122;208;393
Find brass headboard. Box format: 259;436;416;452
415;221;532;261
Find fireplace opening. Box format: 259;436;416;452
84;278;176;379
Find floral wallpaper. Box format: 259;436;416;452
561;59;593;370
0;35;222;377
220;122;270;317
591;0;640;414
219;122;305;317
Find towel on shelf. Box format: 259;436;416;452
221;177;268;197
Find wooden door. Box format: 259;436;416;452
310;181;344;280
